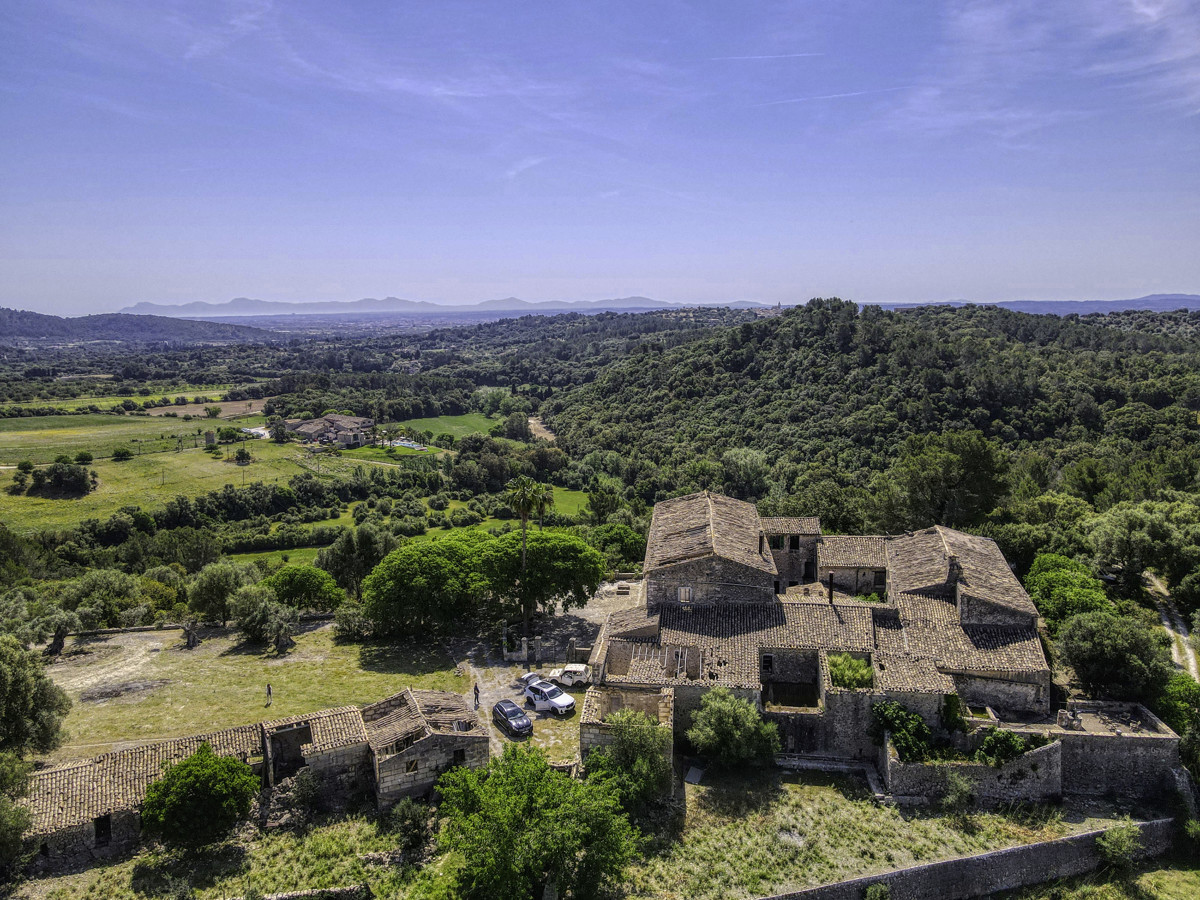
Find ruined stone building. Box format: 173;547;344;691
588;491;1184;804
23;689;485;870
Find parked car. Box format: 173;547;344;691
548;664;592;688
492;699;533;737
523;679;577;717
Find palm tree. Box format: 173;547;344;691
532;482;555;530
504;475;539;636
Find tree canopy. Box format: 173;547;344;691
0;635;71;756
438;744;636;900
140;743;260;847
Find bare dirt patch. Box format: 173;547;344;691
148;397;274;419
528;416;555;440
80;679;169;702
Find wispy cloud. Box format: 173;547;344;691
758;86;909;106
504;156;549;182
710;52;823;60
892;0;1200;139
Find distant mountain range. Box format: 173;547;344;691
879;294;1200;316
118;293;1200;319
0;308;276;344
119;296;769;317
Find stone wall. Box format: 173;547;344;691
881;738;1063;805
645;556;775;606
306;741;372;794
30;808;142;873
952;670;1049;715
579;687;674;767
375;733;489;805
670;684;760;735
762;648;819;682
817;566;885;596
758;818;1175;900
958;590;1036;628
770;539;817;587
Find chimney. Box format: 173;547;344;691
947;554;962;587
827;573;834;603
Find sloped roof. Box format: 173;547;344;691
887;527;1036;617
644;491;776;574
604;600;875;689
25;723;262;836
895;592;1047;673
760;517;821;535
362;689;481;755
819;535;888;569
873;653;955;694
262;706;368;754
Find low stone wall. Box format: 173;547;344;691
759;818;1175;900
579;687;674;765
882;739;1062;805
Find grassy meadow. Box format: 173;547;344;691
0;441;309;532
2;384;236;412
45;625;466;764
396;412;496;438
0;414;219;465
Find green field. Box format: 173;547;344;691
340;444;437;462
0;414;231;464
3;384;236;411
228;546;322;566
0;442;310;532
45;625;466;764
396;412;497;438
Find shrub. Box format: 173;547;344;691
863;884;891;900
384;797;430;859
940;769;976;820
686;687;780;767
584;708;671;810
112;447;134;461
827;652;873;689
975;727;1035;768
1096;817;1142;874
869;701;932;763
74;451;93;465
141;743;259;847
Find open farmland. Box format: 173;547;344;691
0;414;219;465
0;441;310;532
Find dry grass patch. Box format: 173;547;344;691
45;625;466;764
624;769;1121;900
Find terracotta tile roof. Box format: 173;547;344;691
874;653;955;694
604;601;875;689
411;689;481;734
896;592;1047;673
760;517;821;535
818;535;888;569
362;689;482;754
25;723;262;836
887;527;1037;618
262;706;368;754
644;491;776;575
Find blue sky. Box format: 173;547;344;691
2;1;1199;314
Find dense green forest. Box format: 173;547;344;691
5;300;1200;783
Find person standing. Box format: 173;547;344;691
266;683;273;707
473;683;480;709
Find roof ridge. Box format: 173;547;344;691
705;490;716;557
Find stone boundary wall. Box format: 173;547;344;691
230;886;371;900
882;738;1063;805
758;817;1175;900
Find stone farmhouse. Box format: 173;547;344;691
24;688;485;871
588;491;1187;804
286;413;374;448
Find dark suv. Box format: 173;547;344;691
492;699;533;737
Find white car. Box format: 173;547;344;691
548;664;592;688
522;679;576;717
